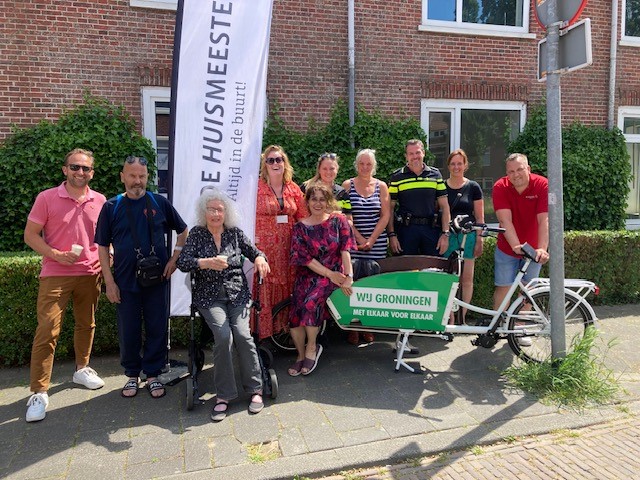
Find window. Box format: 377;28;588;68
130;0;176;11
421;0;532;37
142;87;171;195
422;100;526;221
622;0;640;45
618;108;640;215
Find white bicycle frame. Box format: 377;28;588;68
393;223;598;372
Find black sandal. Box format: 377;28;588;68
211;400;228;422
146;380;166;399
121;378;139;398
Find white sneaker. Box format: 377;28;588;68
517;337;533;347
26;393;49;422
73;367;105;390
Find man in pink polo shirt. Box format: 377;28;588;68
23;148;107;422
492;153;550;310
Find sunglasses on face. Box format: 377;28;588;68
125;156;148;166
266;156;284;165
67;164;93;173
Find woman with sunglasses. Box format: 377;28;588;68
253;145;308;341
301;153;351;214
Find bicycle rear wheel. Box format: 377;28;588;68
507;290;595;363
270;298;327;352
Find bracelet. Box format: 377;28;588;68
174;246;183;251
388;232;397;237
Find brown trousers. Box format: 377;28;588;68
30;275;101;393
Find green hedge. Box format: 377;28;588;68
2;231;639;367
0;93;157;251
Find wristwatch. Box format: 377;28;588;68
441;231;451;237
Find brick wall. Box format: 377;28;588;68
1;0;638;141
0;0;174;139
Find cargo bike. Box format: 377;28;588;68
326;216;599;373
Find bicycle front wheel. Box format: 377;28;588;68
507;290;595;363
270;297;327;352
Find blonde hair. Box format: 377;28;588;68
302;153;340;189
259;145;294;184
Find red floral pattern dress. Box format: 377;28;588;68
289;214;356;328
252;179;308;339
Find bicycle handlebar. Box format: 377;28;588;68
451;215;505;235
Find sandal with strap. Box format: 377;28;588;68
146;380;166;399
121;378;139;398
211;399;228;422
288;360;304;377
248;393;264;414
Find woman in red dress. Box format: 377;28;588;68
253;145;308;340
288;184;356;376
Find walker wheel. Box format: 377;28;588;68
268;369;278;399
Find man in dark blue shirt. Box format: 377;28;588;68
95;156;188;399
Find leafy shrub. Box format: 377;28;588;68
2;230;638;367
508;105;631;230
262;101;432;185
0;92;157;251
0;253;119;367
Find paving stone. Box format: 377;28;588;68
301;422;344;452
127;432;182;465
125;456;184;479
66;451;127;480
210;434;248;468
184;436;212;472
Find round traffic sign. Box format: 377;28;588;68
534;0;587;30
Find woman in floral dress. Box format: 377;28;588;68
288;184;356;376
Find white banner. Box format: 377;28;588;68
169;0;273;315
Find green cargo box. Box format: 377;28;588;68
327;271;459;332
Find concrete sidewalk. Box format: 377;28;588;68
0;304;638;480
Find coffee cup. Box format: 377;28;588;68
71;244;84;255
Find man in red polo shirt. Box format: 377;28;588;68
492;153;549;309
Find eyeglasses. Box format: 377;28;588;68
67;164;93;173
321;153;337;160
125;156;148;166
206;207;225;214
266;157;284;165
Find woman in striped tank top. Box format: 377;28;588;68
341;149;391;345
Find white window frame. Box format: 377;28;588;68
621;0;640;46
421;99;526;154
618;106;640;215
420;0;534;39
130;0;177;11
142;87;171;195
141;87;171;150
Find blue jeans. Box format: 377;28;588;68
199;301;262;401
494;248;542;287
117;284;168;378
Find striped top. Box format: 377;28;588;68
348;179;388;260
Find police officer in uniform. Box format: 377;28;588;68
387;139;451;256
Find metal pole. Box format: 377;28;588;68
348;0;355;148
546;0;567;359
